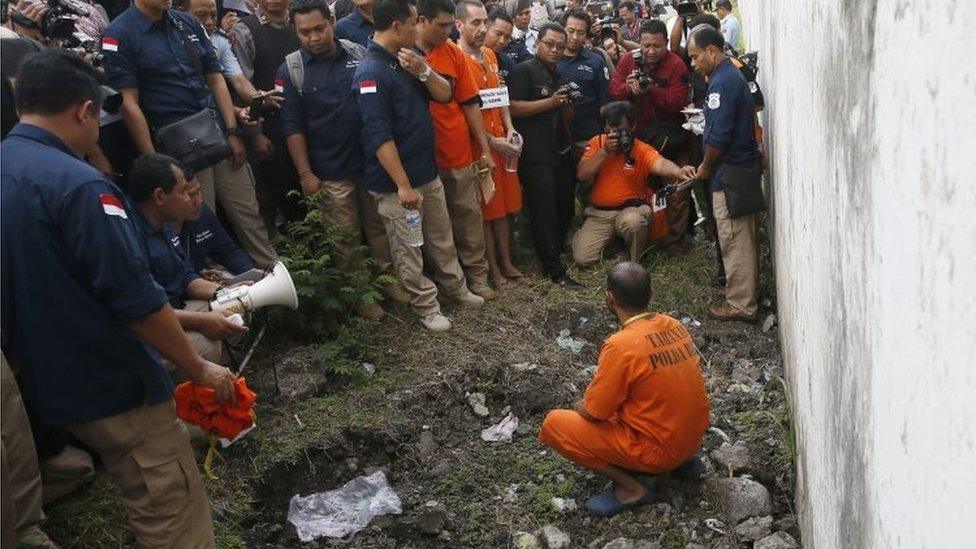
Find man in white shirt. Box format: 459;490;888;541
716;0;740;53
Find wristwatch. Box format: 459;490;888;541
418;65;431;82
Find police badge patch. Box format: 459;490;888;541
540;87;550;96
707;92;721;109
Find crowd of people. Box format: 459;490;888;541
0;0;764;544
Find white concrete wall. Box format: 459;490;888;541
738;1;976;547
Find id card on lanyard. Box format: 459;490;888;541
479;86;510;110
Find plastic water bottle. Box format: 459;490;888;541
404;209;423;247
505;132;523;173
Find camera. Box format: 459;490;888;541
595;16;622;40
608;128;634;154
630;50;652;91
556;82;584;105
675;1;699;18
10;0;91;41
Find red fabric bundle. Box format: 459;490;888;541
174;377;257;440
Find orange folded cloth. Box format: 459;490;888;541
175;377;257;441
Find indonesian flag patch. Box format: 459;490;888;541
101;36;119;52
359;80;377;94
274;78;284;93
100;193;127;219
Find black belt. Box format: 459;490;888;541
591;198;647;211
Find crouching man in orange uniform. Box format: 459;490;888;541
539;261;710;516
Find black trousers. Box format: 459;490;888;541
252;128;305;231
519;158;576;279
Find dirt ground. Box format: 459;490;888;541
44;230;799;548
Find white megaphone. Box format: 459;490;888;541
210;261;299;315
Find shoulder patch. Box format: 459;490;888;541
101;36;119;52
707;92;721;110
100;193;128;219
359;80;377;94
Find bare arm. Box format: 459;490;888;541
510;92;564;118
184;277;221;301
577;141;610;182
462;102;492;162
227;74;260;102
423;70;453;104
119;88;155;155
650;156;696;180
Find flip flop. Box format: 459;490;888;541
584;486;655;517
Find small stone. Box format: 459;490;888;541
651;502;673;516
537;524;571;549
754;531;799;549
427;460;452;479
731;359;761;384
414;508;448;535
733;515;772;541
514;531;541;549
512;362;539;372
711;441;751;474
709;477;772;524
361;362;376;376
602;538;635;549
416;431;438;461
761;314;776;333
467;392;489;417
516;423;533;435
551;497;577;512
344;457;359;472
555;473;566;483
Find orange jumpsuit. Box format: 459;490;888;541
461;47;522;221
539;313;710;473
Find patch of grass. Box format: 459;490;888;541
659;527;688;549
44;475;132;547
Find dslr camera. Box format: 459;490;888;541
630;50;652;91
607;128;634;154
556;82;584;105
595;16;622;40
10;0;85;40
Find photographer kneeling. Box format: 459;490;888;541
573;101;696;266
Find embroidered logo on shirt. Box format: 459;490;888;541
99;194;127;219
101;36;119;52
707;92;721;110
359;80;378;94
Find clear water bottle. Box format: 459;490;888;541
404;208;423;247
505;132;523;173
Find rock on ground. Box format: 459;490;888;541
710;477;772;524
599;538;660;549
734;515;773;541
754;531;799;549
413;508;448;535
514;531;541;549
467;392;489;416
536;524;571;549
551;497;577;512
711;441;752;474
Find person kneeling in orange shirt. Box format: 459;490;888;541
539;261;710;516
574;102;697;267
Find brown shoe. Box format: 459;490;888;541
381;281;411;305
469;283;498;301
355;300;386;320
708;303;756;323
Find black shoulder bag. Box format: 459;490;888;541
718;161;765;218
154;14;231;171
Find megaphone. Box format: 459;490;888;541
210;261;299;315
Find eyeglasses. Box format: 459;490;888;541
539;39;566;50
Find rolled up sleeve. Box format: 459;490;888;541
355;70;394;155
279;64;305;136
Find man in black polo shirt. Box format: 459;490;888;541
509;22;581;288
354;0;485;332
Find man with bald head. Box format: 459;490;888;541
539;262;710;516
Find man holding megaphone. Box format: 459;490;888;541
127;154;251;366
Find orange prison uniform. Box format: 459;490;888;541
539;313;710;473
584;136;661;208
463;47;522;220
425;41;481;170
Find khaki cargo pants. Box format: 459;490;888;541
318;179;392;273
372;179;468;317
713;190;759;316
572;205;652;266
439;165;489;289
198;158;277;269
67;400;215;548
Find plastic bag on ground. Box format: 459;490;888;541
286;471;402;541
481;412;519;443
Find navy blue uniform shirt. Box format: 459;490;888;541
556;48;609;142
354;41;437;193
279;44;364;181
174;204;254;275
334;9;374;47
703;57;759;191
129;202;200;309
0;124;172;427
495;49;515;82
503;39;532;67
103;8;221;128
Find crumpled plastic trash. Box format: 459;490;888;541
555;329;586;354
481;412;519;443
286;471;402;541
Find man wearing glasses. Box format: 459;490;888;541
509;22;580;288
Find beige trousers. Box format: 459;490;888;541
181;300;224;366
713;190;759;316
1;353;46;546
439;165;489;288
197;158;277;269
318;179;392;273
372;179;467;316
67;400;215;549
572;205;652;266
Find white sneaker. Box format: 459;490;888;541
454;291;485;309
420;313;452;332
